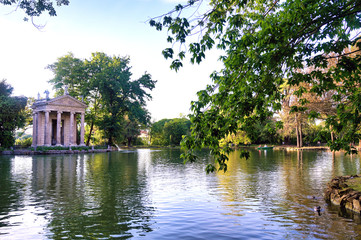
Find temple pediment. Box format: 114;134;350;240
47;95;87;108
32;95;87;113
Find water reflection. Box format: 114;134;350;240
1;153;155;239
2;150;361;239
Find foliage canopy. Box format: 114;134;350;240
0;80;27;148
150;0;361;172
150;118;191;146
48;52;156;146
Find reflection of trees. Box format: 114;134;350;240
84;152;155;237
215;149;361;237
29;152;154;239
215;150;294;216
0;156;23;228
30;154;87;238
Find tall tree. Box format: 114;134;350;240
0;80;27;148
48;52;99;145
48;52;156;146
150;0;361;172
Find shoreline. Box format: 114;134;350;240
0;145;182;156
1;145;359;156
238;145;331;151
0;148;114;155
325;175;361;214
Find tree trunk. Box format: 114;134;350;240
296;124;300;148
108;136;113;146
86;120;94;146
331;130;334;143
295;114;300;148
299;123;303;148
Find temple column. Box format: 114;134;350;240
32;111;38;147
44;110;50;146
69;111;75;146
80;112;85;146
56;111;62;146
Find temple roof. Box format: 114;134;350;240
32;94;87;113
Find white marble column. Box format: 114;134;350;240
56;111;62;146
80;112;85;146
44;110;50;146
32;112;38;147
69;111;75;146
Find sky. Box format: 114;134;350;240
0;0;222;121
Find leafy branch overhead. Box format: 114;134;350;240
1;0;69;27
150;0;361;172
1;0;69;16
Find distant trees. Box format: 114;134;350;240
150;118;191;146
0;80;27;148
48;52;156;146
280;78;337;147
150;119;170;146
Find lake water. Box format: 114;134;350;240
1;149;361;239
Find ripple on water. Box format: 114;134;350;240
2;150;361;239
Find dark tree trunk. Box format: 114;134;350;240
86;121;94;146
107;136;113;146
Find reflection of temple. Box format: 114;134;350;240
31;92;87;147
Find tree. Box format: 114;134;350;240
117;114;149;147
48;52;156;146
0;80;27;148
1;0;69;25
48;52;100;145
150;119;171;145
219;130;251;148
150;118;191;146
163;118;191;146
16;97;35;138
150;0;361;172
280;76;337;147
242;116;281;144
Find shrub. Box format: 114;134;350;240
15;137;33;148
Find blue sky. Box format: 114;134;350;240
0;0;222;121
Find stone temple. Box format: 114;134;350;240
31;91;87;147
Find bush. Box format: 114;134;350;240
33;146;67;151
15;137;33;148
32;146;91;151
71;146;90;151
94;145;108;149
